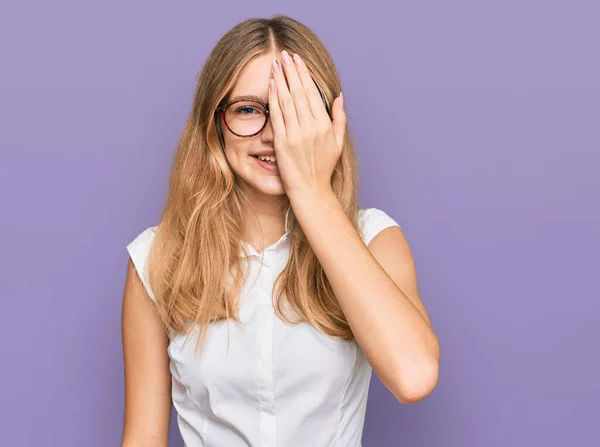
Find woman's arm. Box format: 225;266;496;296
121;258;172;446
289;190;440;405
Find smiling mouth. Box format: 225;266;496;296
251;154;277;165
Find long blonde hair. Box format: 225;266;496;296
147;15;361;352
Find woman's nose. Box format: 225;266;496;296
260;117;274;140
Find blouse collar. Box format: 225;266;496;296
239;204;291;261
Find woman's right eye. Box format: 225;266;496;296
235;106;263;115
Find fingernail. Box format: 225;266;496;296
339;91;344;109
272;58;281;73
293;53;304;67
282;50;292;65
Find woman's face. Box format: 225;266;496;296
221;51;285;198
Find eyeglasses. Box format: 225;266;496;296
216;81;331;138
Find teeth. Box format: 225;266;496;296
257;155;277;162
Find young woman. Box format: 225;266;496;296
121;15;440;447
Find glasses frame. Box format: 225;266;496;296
216;81;331;138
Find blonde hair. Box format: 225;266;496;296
147;15;361;352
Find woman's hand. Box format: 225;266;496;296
268;50;346;199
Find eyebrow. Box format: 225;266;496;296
230;94;267;103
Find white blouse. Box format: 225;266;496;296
126;207;401;447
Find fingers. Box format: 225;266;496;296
331;92;346;150
278;50;314;128
271;55;300;132
268;78;286;139
291;53;330;122
269;50;337;141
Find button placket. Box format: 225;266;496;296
256;250;276;445
258;254;273;305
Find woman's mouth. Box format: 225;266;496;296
251;154;279;171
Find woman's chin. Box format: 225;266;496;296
260;186;286;196
254;179;286;196
236;169;286;196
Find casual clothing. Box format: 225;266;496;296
126;207;401;447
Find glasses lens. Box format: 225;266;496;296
225;100;267;136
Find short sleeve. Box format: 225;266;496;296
126;226;158;302
357;208;401;246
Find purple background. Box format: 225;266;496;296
1;1;598;446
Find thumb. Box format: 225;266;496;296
331;92;346;149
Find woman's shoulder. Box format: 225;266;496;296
126;225;159;259
357;207;402;246
126;225;159;302
127;225;158;246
